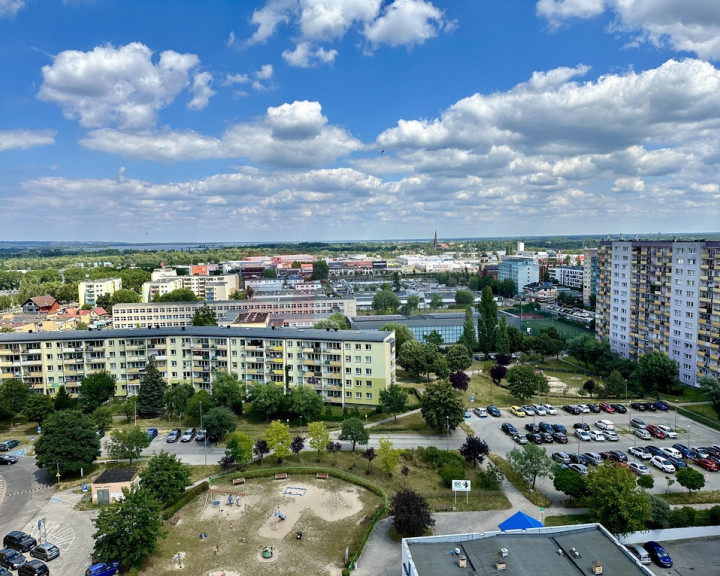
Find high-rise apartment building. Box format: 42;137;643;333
78;278;122;306
582;249;598;307
597;240;720;386
498;257;539;295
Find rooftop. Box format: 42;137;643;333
93;468;138;484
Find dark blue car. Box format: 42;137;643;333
146;428;158;440
487;405;501;417
85;561;120;576
643;541;672;567
653;401;669;411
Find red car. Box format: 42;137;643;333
694;457;720;472
599;403;615;413
646;425;667;439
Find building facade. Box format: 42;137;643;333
498;258;539;294
549;265;584;289
0;326;395;406
597;240;720;386
141;274;239;302
583;249;598;307
78;278;122;306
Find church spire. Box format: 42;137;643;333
433;230;438;249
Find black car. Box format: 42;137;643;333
500;423;518;436
487;405;501;417
573;422;590;431
526;433;544;445
538;421;554;434
642;402;657;412
644;445;664;457
3;531;36;553
569;453;589;465
630;402;646;411
587;404;601;413
0;548;26;570
18;560;49;576
609;450;627;462
166;428;182;443
540;432;554;443
552;432;568;444
0;455;17;465
552;423;567;434
610;403;627;414
562;405;581;415
525;423;540;434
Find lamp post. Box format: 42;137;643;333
446;416;450;451
688;425;691;451
199;401;206;466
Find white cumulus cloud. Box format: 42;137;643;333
282;42;338;67
0;0;24;18
364;0;448;48
188;71;215;110
0;129;56;151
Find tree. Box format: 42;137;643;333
698;375;720;419
379;383;408;421
498;278;516;298
326;312;350;329
637;474;655;490
225;432;254;465
313;318;341;330
155;288;197;302
291;436;305;461
53;385;76;411
191;302;217;326
0;378;30;423
446;344;472;372
459;436;489;468
265;420;291;463
326;440;342;462
455;289;474;306
253;438;270;464
402;295;420;315
107;427;151;464
203;406;237;440
250;383;286;420
34;410;101;475
118;268;151;293
362;447;377;471
109;289;141;307
398;340;430;380
424;330;443;346
553;466;589;498
185;389;212;423
164;382;194;421
586;462;651;534
429;294;444;309
647;494;670;529
137;358;167;417
389;488;435;537
262;267;278;279
23;394;55;425
636;350;679;396
139;451;191;507
506;444;553;489
78;371;117;413
377;437;400;476
372;289;400;314
495;315;510;356
507;326;523;353
603;370;627;398
211;372;244;415
676;467;705;494
477;286;498;354
289;385;323;423
583;379;596;398
419;380;465;433
449;371;470;391
457;307;477;354
92;406;113;430
489;364;507;386
92;486;163;569
506;365;548;404
380;322;414;357
312;259;330;281
308;421;330;460
338;417;369;451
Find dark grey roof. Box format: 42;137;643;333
94;468;138;484
0;325;390;343
350;312;480;330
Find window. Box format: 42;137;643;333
355;368;361;375
365;368;372;375
355;355;361;362
366;393;373;400
366;380;372;387
365;356;372;363
346;391;351;398
355;392;361;399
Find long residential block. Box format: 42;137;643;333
0;326;395;406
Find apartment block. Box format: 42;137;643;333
498;257;539;294
112;293;357;329
549;265;584;289
141;274;239;302
78;278;122;306
0;326;395;406
583;249;598;307
597;240;720;386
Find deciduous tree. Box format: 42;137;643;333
372;289;400;314
338;417;369;451
308;421;330;460
419;380;465;433
289;385;323;423
139;451;191;507
362;447;377;471
553;466;589;498
380;322;414;356
23;394;55;425
107;427;151;464
225;431;254;465
586;462;651;534
203;406;237;440
698;375;720;419
0;378;30;423
389;488;435;537
449;371;470;391
506;444;553;489
253;438;270;464
78;371;117;413
455;289;474;307
379;383;408;421
291;436;305;461
636;350;679;396
191;302;217;326
446;344;472;373
676;467;705;494
211;372;244;415
265;420;291;463
34;410;101;476
459;436;489;468
506;365;548;404
377;437;400;476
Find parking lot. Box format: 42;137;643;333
465;402;720;497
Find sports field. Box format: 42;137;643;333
519;317;592;339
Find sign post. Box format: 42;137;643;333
451;480;471;505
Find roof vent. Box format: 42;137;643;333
499;548;508;557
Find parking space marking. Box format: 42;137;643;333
41;520;76;551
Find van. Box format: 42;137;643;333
628;544;650;565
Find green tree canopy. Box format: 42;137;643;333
429;294;444;309
446;344;472;372
506;364;548;404
423;330;443;346
0;378;31;422
79;371;117;413
92;405;113;430
23;394;55;425
109;289;141;307
250;382;286;420
211;372;245;415
164;382;195;421
137;358;167;417
553;466;589;498
155;288;198;302
119;268;151;293
506;443;553;489
419;380;465;433
398;339;430;380
203;406;237;440
289;385;323;423
225;431;254;465
378;437;400;476
675;467;705;494
379;383;408;421
34;410;101;475
477;286;498;354
636;350;679;396
372;289;400;314
586;463;651;534
138;451;191;507
265;420;291;463
338;417;369;451
602;369;627;398
698;375;720;419
457;307;477;354
495;314;510;356
380;322;414;356
53;385;76;411
307;421;330;460
312;259;330;281
191;302;218;326
107;426;151;464
454;289;475;307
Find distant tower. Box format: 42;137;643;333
517;241;525;253
434;231;438;249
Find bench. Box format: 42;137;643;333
232;477;245;486
316;472;329;479
274;473;288;480
170;514;181;525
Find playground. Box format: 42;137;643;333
138;474;381;576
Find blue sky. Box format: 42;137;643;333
2;0;720;243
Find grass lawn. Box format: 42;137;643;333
678;404;720;430
659;490;720;505
520;318;592;340
544;514;591;527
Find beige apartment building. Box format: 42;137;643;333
141;274;239;302
0;326;395;407
78;278;122;306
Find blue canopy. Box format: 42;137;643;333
498;511;543;531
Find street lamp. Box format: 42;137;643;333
446;416;450;451
199;401;207;466
688;425;691;450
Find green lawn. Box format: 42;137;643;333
520;318;592;340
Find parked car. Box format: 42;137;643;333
540;432;554;443
645;445;664;457
609;450;627;462
166;428;182;443
646;425;667;439
512;434;528;445
474;407;488;418
29;544;59;562
691;447;710;458
521;405;536;416
630;402;646;412
660;447;683;460
0;549;26;570
630;418;647;429
487;405;501;417
650;456;676;473
464;410;472;418
628;446;652;460
195;429;207;442
0;455;18;465
588;430;605;441
583;452;603;466
0;567;10;576
95;429;105;439
693;457;720;472
552;432;568;444
146;428;158;440
3;531;36;552
595;419;614;431
672;444;696;459
642;402;657;412
539;421;554;434
0;440;19;452
525;423;540;434
532;404;547;416
598;403;615;413
643;541;672;568
552;423;567;434
18;560;49;576
665;455;687;470
577;404;590;413
653;401;669;411
573;422;590;431
510;406;526;417
568;463;588;475
601;430;619;441
628;544;651;565
542;404;558;415
629;462;651;476
575;430;592;442
562;405;581;415
610;403;627;414
587;404;601;413
552;451;571;464
501;423;518;436
526;433;544;445
85;562;120;576
634;428;651;440
569;453;589;465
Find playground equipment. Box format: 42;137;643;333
204;488;246;511
274;507;286;521
261;546;273;559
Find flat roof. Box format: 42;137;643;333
94;468;138;484
405;524;652;576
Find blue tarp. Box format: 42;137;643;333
498;511;543;531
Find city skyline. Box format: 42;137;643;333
1;1;720;242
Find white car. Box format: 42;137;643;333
579;404;591;413
595;419;615;431
628;446;652;460
543;404;558;415
575;430;592;442
588;430;605;441
657;425;678;439
634;428;651;440
661;447;683;460
691;447;710;458
629;462;651;476
532;404;547;416
650;456;676;473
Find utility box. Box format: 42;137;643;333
458;556;467;568
592;561;603;574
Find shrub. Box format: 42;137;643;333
669;506;697;528
476;463;503;491
439;459;466;488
